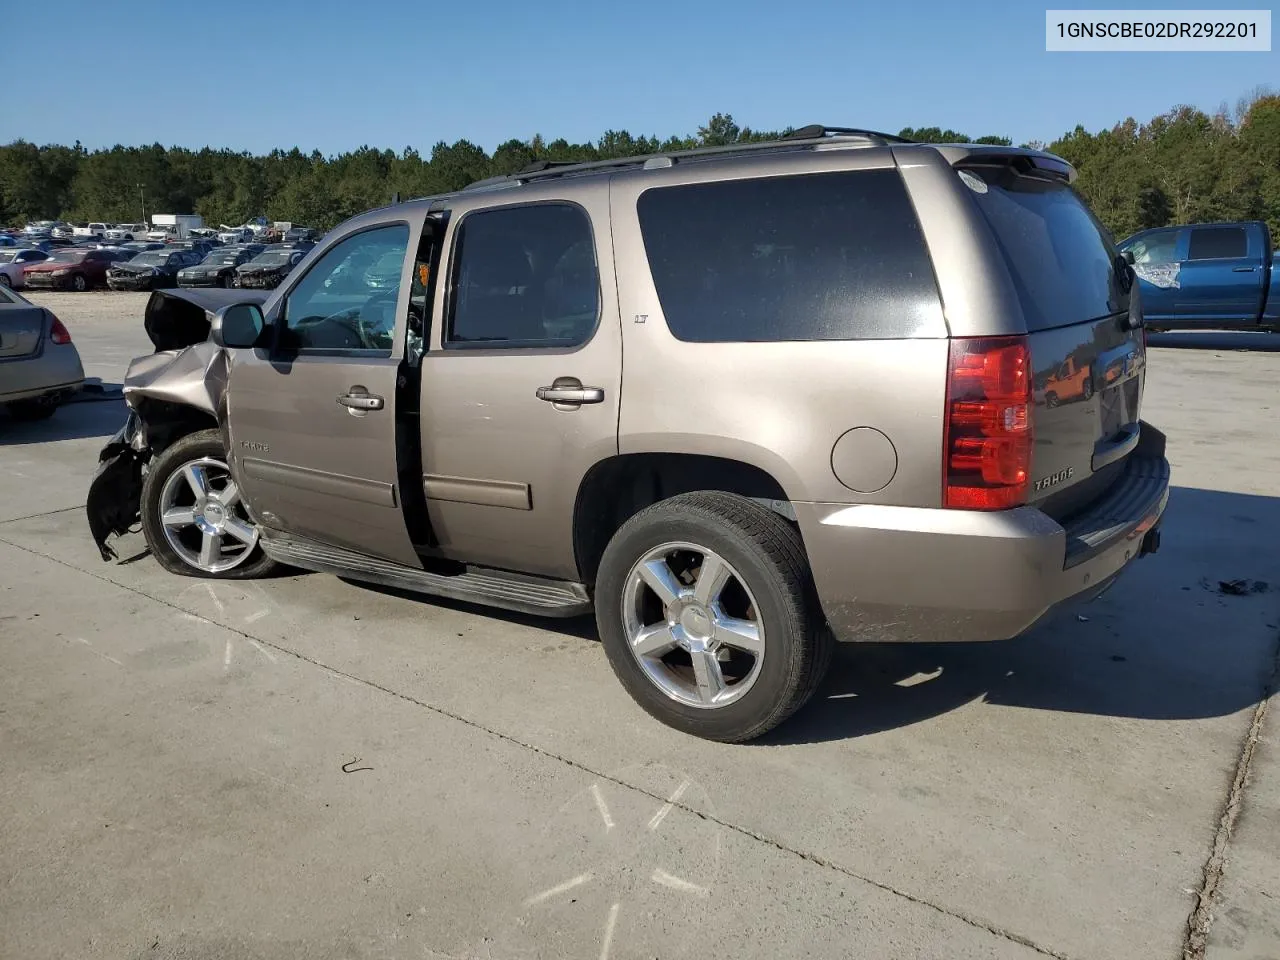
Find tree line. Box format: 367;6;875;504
1;91;1277;242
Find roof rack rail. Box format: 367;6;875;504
783;125;915;144
461;127;908;191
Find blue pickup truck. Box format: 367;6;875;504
1117;220;1279;330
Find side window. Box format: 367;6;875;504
1126;230;1179;264
1188;226;1247;261
280;224;410;355
446;203;598;348
637;170;943;342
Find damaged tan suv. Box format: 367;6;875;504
87;127;1170;742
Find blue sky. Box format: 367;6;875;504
3;0;1275;154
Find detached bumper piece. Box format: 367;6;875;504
86;418;146;561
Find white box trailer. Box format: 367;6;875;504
147;214;205;241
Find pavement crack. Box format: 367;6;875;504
1183;625;1280;960
0;533;1073;960
0;505;82;526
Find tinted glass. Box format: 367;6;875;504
1188;226;1247;260
963;166;1124;331
447;203;598;347
1124;229;1179;264
281;224;409;354
637;170;942;342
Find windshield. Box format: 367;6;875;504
0;251;17;263
204;252;242;265
130;252;171;266
46;250;89;263
960;166;1124;331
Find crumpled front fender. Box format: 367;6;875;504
86;287;268;561
123;341;228;418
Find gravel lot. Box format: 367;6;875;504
2;292;1278;960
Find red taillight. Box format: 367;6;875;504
943;336;1032;510
49;315;72;345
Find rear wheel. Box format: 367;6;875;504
140;429;277;579
595;492;832;742
1082;379;1094;401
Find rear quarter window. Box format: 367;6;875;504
636;170;944;342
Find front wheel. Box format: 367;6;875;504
595;492;832;742
139;428;278;579
0;273;12;288
70;273;88;292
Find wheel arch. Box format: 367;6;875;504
572;452;793;587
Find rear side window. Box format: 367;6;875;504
962;166;1124;331
637;170;943;342
446;203;599;348
1188;226;1247;260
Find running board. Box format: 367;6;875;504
259;534;592;618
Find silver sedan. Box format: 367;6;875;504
0;285;84;420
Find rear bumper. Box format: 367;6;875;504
798;423;1170;643
0;343;85;404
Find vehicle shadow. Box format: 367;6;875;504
340;577;600;641
1146;330;1280;352
762;484;1280;745
0;393;125;445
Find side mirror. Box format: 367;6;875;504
211;302;265;349
1121;249;1135;265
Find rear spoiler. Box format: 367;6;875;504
919;144;1077;184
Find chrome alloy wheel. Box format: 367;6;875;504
622;542;765;709
157;457;259;573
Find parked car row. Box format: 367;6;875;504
0;231;315;292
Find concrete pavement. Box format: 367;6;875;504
1;293;1276;959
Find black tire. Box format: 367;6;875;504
595;491;833;742
7;397;58;421
221;273;235;288
1044;391;1058;408
0;273;11;288
70;273;88;292
140;428;278;579
1082;379;1094;400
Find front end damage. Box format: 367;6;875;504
85;287;267;561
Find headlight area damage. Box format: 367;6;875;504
86;288;267;561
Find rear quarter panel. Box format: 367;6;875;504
608;151;950;508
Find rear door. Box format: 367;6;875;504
958;163;1146;514
417;182;622;579
1175;224;1265;323
225;217;422;565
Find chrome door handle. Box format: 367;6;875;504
536;379;604;405
1232;265;1258;272
337;392;384;411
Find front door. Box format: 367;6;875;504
1124;227;1181;322
418;183;621;580
226;219;422;566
